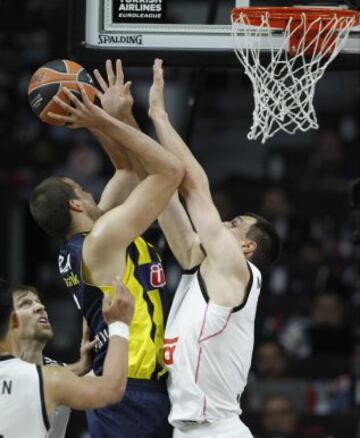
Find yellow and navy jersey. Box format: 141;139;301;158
58;233;169;382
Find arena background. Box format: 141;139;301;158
0;1;359;437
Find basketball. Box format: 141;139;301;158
28;59;96;126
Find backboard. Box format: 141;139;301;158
68;0;360;66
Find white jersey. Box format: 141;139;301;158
164;261;262;430
0;355;50;438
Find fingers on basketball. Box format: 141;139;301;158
63;86;84;110
48;97;74;122
53;94;73;112
78;83;92;107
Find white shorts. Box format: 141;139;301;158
173;416;253;438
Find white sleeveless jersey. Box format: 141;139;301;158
164;261;262;427
0;355;50;438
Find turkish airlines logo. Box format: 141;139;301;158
150;263;166;288
163;337;178;366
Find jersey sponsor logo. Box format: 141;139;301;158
150;263;166;288
63;272;80;287
163;336;178;365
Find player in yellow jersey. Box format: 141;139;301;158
29;68;184;437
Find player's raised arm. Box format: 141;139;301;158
49;83;185;255
92;59;135;171
149;59;210;196
148;59;251;303
142;59;203;269
92;60;140;213
92;59;203;270
43;277;133;411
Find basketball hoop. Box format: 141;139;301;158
231;7;360;143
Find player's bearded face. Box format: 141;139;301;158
13;291;53;343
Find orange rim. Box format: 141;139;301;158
231;7;360;29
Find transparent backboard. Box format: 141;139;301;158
68;0;360;66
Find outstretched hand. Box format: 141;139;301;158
148;58;167;119
93;59;134;120
48;84;107;129
76;319;98;376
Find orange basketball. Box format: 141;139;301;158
28;59;96;126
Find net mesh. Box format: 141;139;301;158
231;9;358;143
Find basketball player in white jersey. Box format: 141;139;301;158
0;276;134;438
11;284;97;438
146;59;281;437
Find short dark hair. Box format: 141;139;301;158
30;176;78;239
245;213;281;273
0;279;13;340
10;285;40;300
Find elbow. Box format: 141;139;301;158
110;384;126;405
179;172;209;198
103;382;127;407
167;160;185;186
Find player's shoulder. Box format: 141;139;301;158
1;355;35;370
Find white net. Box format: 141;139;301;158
231;10;358;143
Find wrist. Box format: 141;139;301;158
108;321;129;340
97;111;113;131
149;108;168;121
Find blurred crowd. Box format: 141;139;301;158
0;1;360;437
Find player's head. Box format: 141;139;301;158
225;213;280;273
30;176;101;239
0;279;16;344
11;285;53;344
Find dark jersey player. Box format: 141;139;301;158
30;64;184;438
